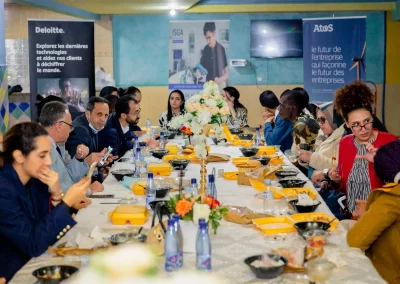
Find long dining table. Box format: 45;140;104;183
11;138;386;283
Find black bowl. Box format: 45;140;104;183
32;265;79;284
275;170;298;178
289;200;321;213
111;169;135;182
279;179;307;188
156;186;171;198
244;254;287;279
294;221;331;239
139;141;147;147
250;156;271;166
150;149;170;159
238;133;253;140
169;159;190;170
164;131;177;140
240;147;259;157
229;128;244;134
149;200;171;215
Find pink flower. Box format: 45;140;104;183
210;107;219;115
186;103;196;113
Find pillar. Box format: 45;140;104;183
0;0;9;134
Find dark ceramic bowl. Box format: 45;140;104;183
169;159;190;170
156;186;171;198
244;254;287;279
294;221;331;239
149;200;171;216
279;179;307;188
164;131;177;140
250;156;271;166
240;147;259;157
238;133;254;140
111;169;135;182
150;149;170;159
229;128;244;135
289;200;321;213
32;265;79;284
275;170;298;178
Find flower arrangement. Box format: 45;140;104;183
168;81;230;158
167;194;228;234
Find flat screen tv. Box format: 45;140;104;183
250;20;303;58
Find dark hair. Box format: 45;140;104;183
223;86;246;110
58;78;71;89
0;122;48;166
123;86;141;97
259;90;279;109
374;140;400;183
36;95;66;119
334;80;374;121
203;22;216;35
167;90;185;122
280;89;292;100
39;101;68;128
100;86;118;98
87;96;109;112
105;94;119;113
285;89;308;116
115;96;138;118
292;87;316;117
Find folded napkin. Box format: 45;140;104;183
74;226;111;250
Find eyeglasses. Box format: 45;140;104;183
58;121;74;132
351;118;374;132
128;108;141;115
317;116;327;125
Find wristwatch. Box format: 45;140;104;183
323;169;330;181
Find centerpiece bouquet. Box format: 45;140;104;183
168;81;230;159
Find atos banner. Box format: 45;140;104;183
303;17;366;104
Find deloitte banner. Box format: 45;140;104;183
303;17;366;104
28;20;95;121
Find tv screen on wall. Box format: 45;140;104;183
250;20;303;58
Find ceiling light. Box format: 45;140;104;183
170;9;176;16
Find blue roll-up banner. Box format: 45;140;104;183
303;17;366;104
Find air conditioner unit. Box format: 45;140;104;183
230;59;248;67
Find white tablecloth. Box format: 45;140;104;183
10;145;386;284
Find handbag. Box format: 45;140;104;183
146;201;170;256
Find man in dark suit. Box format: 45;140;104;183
122;87;143;136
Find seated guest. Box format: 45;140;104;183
222;86;248;127
99;86;118;98
347;140;400;284
123;86;143;135
159;90;185;130
0;122;91;281
328;81;397;215
293;87;318;118
260;90;293;152
105;94;119;113
40;101;104;195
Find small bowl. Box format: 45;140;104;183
240;147;259;157
275;170;298;178
109;231;146;246
238;133;253;140
169;159;190;170
164;131;177;140
244;254;287;279
306;259;335;282
294;221;331;239
149;200;171;216
279;179;307;188
229;128;244;134
32;265;79;283
150;149;170;159
289;200;321;213
250;156;271;166
111;169;135;182
156;186;171;198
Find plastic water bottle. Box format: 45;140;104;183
146;173;155;210
196;219;212;271
196;218;207;240
133;137;139;153
146;118;151;130
254;127;261;147
134;147;141;178
173;215;183;268
263;179;275;215
165;219;179;272
159;131;166;150
190;178;198;196
233;118;239;130
207;175;217;199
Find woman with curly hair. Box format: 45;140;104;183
329;81;397;217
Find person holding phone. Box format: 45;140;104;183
39;101;104;195
0;122;91;281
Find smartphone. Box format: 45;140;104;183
86;162;98;179
99;146;113;166
90;194;115;198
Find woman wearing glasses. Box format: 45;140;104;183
329;81;397;218
159;90;185;130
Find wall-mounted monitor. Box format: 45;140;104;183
250;20;303;58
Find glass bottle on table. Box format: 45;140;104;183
207;174;217;199
159;131;166;150
254;127;261;147
134;147;141;178
233;118;239;130
173;214;183;268
146;172;155;210
263;179;275;215
146;118;151;130
190;178;198;196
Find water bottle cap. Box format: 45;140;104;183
136;147;141;152
199;222;207;229
264;179;271;185
208;175;214;182
168;219;175;226
173;214;180;221
198;218;206;224
256;127;260;131
147;172;153;178
191;178;197;184
160;132;164;136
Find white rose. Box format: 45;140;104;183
189;94;201;103
196;109;212;125
193;203;211;224
190;121;202;135
205;99;217;108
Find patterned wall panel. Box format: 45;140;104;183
0;66;9;134
9;102;31;127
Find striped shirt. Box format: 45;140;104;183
347;137;376;212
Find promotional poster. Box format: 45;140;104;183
303;17;366;104
28;20;95;121
169;20;230;98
